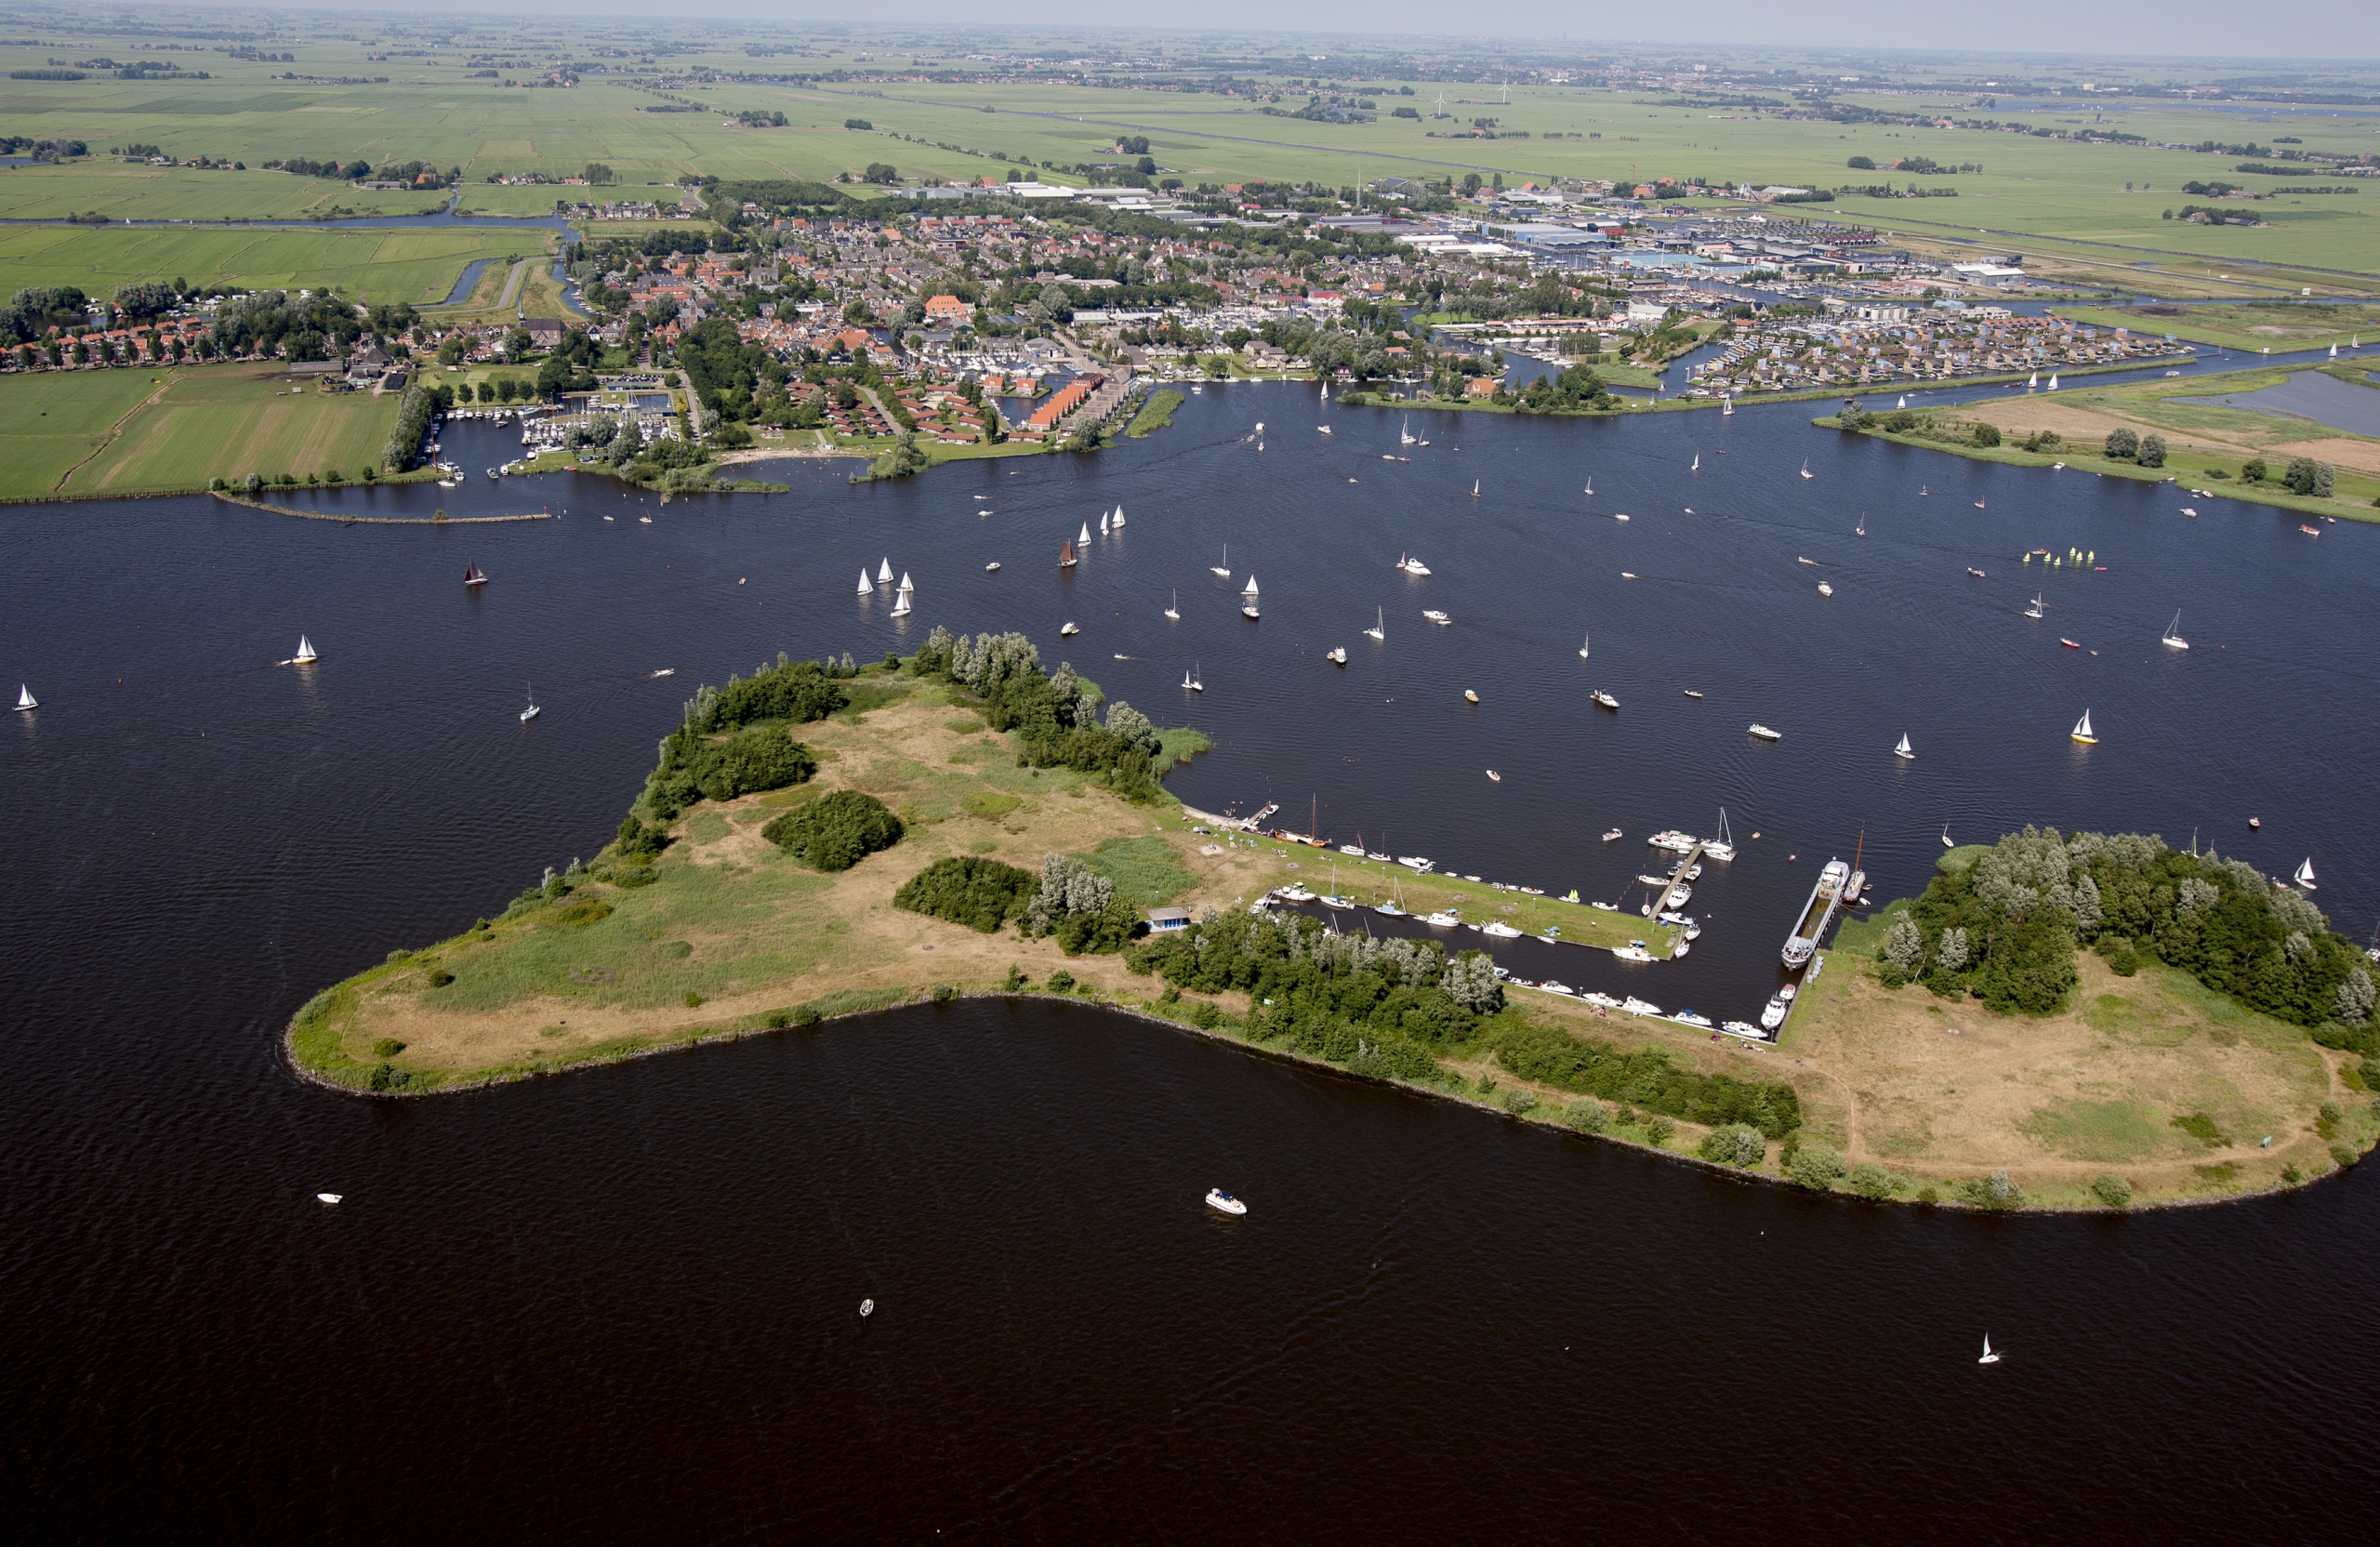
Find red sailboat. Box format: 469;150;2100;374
1058;540;1077;569
463;562;487;587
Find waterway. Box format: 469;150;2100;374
5;385;2377;1537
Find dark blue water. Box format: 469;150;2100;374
6;385;2378;1539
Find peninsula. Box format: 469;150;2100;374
290;629;2377;1211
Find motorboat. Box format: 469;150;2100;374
1748;723;1781;741
1328;647;1347;665
1673;1011;1713;1028
860;1299;875;1317
1422;610;1450;625
1423;912;1461;928
1760;996;1790;1030
1722;1021;1764;1039
1603;828;1623;843
1480;920;1524;939
1683;689;1702;698
1818;581;1833;597
1622;997;1661;1016
1205;1189;1248;1215
1396;856;1435;872
1592;691;1620;710
1539;981;1576;997
1399;553;1432;575
1276;886;1316;903
1612;945;1656;964
1060;622;1080;636
1590;901;1619;913
317;1193;342;1204
1485;770;1501;782
1463;689;1478;703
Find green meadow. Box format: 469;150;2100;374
0;223;550;307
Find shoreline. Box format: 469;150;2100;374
212;489;556;522
278;982;2343;1217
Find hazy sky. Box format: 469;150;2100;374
324;3;2380;63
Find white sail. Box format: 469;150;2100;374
1099;509;1109;534
15;683;34;710
1366;606;1384;641
1165;589;1179;619
1722;398;1733;416
1897;394;1907;408
1112;503;1124;526
1472;479;1480;496
1078;522;1091;546
1896;733;1914;758
879;558;893;583
1579;632;1590;659
890;591;911;617
2028;371;2037;388
858;568;874;594
293;635;317;664
2073;709;2094;740
1690;454;1699;471
897;571;915;594
2047;373;2059;390
2296;859;2317;888
1242;575;1259;596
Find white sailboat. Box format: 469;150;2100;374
897;570;915;595
1400;416;1416;445
1184;662;1202;692
291;635;318;665
2070;708;2096;745
1978;1335;2001;1366
1471;479;1480;498
2161;610;2188;649
1705;808;1737;861
879;558;894;584
1897;394;1908;408
2047;373;2059;390
1895;733;1915;760
1366;607;1384;641
520;684;539;722
1799;458;1813;480
1112;503;1125;527
1578;631;1590;660
1165;588;1180;620
2331;343;2339;359
2028;371;2038;389
857;568;874;595
1584;475;1593;496
1722;397;1734;416
1210;545;1231;578
2295;858;2318;891
1241;575;1259;618
1320;380;1329;401
2026;593;2044;619
890;590;911;617
15;683;35;711
1099;509;1110;534
1690;454;1699;472
1078;521;1092;547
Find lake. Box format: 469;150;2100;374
4;384;2376;1538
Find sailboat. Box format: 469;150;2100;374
1400;416;1416;446
1078;521;1092;547
1691;454;1699;472
2070;708;2096;745
1578;631;1590;660
2161;610;2188;650
1856;512;1867;537
1112;503;1125;527
1942;823;1954;849
890;590;912;618
1584;476;1593;496
1799;459;1813;480
520;684;539;722
1366;607;1385;641
2028;371;2038;389
1240;575;1260;619
1897;395;1908;409
1978;1335;2001;1366
1099;509;1110;535
1320;380;1329;401
897;571;914;595
1059;539;1077;569
1895;733;1916;760
16;683;36;711
1210;545;1231;578
1183;662;1202;693
857;568;874;594
2331;343;2339;359
1165;589;1180;620
291;635;318;665
1471;480;1480;498
1722;397;1734;416
2295;858;2318;891
879;558;894;584
2026;593;2044;619
464;562;488;587
2046;373;2059;390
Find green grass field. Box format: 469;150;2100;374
2046;300;2380;353
0;223;549;307
0;364;403;497
0;163;445;221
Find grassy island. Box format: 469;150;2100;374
1814;363;2380;521
290;632;2375;1211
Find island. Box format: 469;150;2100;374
289;627;2377;1211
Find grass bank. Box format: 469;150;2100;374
1123;388;1185;438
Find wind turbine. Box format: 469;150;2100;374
1432;90;1448;119
1500;83;1512;104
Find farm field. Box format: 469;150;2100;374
0;224;551;307
0;163;445;222
2046;300;2380;353
0;364;403;498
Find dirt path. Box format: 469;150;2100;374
54;371;183;493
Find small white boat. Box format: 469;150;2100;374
1424;911;1461;928
1748;723;1781;741
1276;885;1316;903
985;562;1001;573
860;1299;875;1317
1396;855;1435;873
1400;553;1431;575
652;669;675;678
1328;646;1347;665
1078;522;1092;546
858;568;874;594
1165;589;1179;619
1240;575;1260;620
2295;858;2318;891
316;1192;341;1204
1463;689;1478;704
1895;733;1915;760
1591;691;1619;710
1799;458;1813;481
1760;997;1789;1030
16;683;36;711
1579;632;1591;660
897;571;915;595
1818;581;1833;597
1691;454;1699;472
1099;509;1110;534
1480;920;1524;939
1206;1188;1248;1215
889;592;911;618
1942;824;1954;849
1401;416;1416;445
1112;504;1125;527
1365;606;1384;641
2025;593;2044;619
1060;622;1079;636
1485;769;1501;782
1421;610;1450;625
2070;708;2096;746
1603;828;1622;842
879;558;894;584
1317;425;1332;435
2161;610;2188;650
1183;663;1202;693
1978;1335;2000;1365
1210;546;1232;578
1613;511;1629;522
